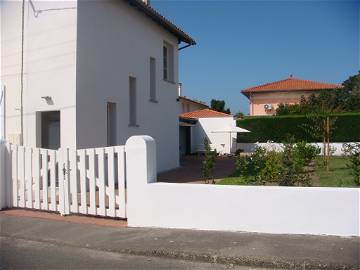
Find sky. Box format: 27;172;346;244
151;0;360;114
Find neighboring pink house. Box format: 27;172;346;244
241;75;341;116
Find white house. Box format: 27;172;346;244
177;84;208;115
179;109;248;155
1;0;195;172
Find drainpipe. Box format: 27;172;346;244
20;0;25;145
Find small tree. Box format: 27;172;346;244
343;143;360;186
202;138;217;184
210;99;231;114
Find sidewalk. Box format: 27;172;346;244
0;210;359;269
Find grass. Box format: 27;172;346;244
316;157;356;187
217;157;358;188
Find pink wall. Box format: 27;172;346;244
249;91;313;116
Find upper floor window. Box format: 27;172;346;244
163;41;174;82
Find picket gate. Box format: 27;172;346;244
5;143;127;218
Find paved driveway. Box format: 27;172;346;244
158;155;236;184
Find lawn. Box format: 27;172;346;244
316;157;356;187
218;157;358;188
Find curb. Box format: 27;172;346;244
1;235;357;270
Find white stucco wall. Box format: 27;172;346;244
178;98;207;114
193;117;237;154
76;0;180;172
1;0;78;148
126;136;359;237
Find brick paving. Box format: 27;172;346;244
157;155;236;184
0;209;127;228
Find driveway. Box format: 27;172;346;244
158;155;236;184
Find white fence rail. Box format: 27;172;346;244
1;142;126;218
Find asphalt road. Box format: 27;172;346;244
0;236;266;270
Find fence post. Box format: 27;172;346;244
125;136;156;226
58;148;70;215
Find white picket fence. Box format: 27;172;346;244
4;143;126;218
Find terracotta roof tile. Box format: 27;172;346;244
179;109;232;120
241;75;341;97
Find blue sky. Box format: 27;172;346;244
152;0;360;114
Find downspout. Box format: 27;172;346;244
20;0;25;146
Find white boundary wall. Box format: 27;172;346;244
237;142;359;156
126;136;360;237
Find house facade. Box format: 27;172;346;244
177;93;208;156
179;109;242;155
242;75;341;116
177;93;208;115
1;0;195;172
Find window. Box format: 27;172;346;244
129;77;137;126
107;102;117;146
163;41;174;82
163;46;168;80
150;57;157;102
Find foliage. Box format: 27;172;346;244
202;138;217;183
210;99;231;114
221;157;356;187
234;111;245;119
236;112;360;143
234;142;318;186
275;72;360;116
259;150;283;185
293;141;321;167
343;143;360;186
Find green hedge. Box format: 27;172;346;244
237;113;360;143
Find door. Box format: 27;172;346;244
40;111;60;150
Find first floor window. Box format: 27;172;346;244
107;102;117;146
129;76;137;126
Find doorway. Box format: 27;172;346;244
39;111;60;150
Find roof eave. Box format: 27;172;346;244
241;87;342;96
127;0;196;45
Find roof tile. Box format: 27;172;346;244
242;75;341;96
179;109;232;120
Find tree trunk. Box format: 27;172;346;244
326;116;330;171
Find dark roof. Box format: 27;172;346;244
177;96;208;108
126;0;196;45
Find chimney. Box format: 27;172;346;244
178;83;182;97
141;0;150;5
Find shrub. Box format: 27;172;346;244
343;143;360;186
234;142;316;186
259;150;283;185
237;113;360;143
293;141;321;167
202;138;217;183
